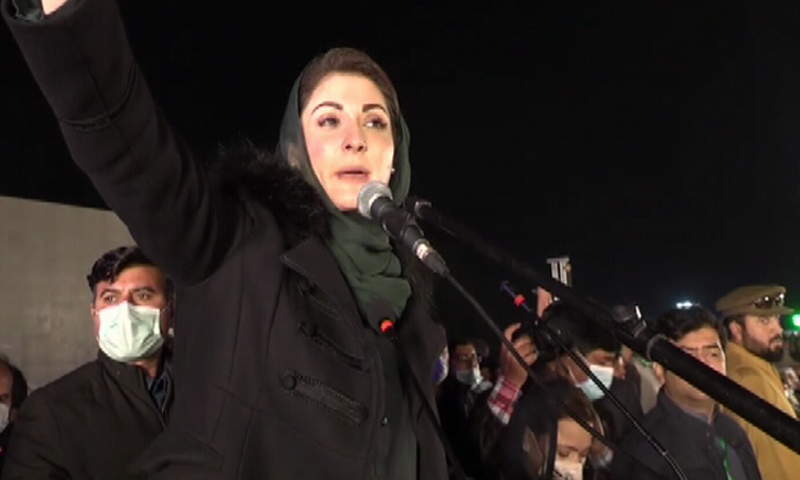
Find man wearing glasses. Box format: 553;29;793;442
716;285;800;480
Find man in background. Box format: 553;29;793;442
0;356;28;475
716;284;800;480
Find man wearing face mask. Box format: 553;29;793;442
538;302;633;476
450;341;492;392
0;356;28;476
437;339;494;477
1;246;175;480
539;303;635;438
716;285;800;480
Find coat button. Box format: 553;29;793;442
381;417;389;426
280;371;297;390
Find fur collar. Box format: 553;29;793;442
206;140;330;245
204;140;436;313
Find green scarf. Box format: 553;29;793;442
277;75;412;320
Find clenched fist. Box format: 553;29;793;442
43;0;70;15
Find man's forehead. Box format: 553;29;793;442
96;265;164;290
586;349;616;359
744;314;780;324
675;327;721;347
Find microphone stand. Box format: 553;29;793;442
443;271;677;479
373;202;677;478
405;196;800;456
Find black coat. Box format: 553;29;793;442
611;390;762;480
0;353;169;480
1;0;448;478
0;422;12;475
437;376;485;478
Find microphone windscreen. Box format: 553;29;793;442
357;181;392;219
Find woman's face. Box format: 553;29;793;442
301;73;395;211
556;418;592;464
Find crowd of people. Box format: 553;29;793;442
437;286;800;479
3;243;800;480
2;0;800;479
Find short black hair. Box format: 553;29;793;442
721;313;745;337
0;356;28;409
654;306;727;349
448;338;476;353
543;301;621;356
472;338;491;362
86;246;173;299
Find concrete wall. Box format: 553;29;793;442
0;196;133;389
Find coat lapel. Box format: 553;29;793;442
280;236;362;325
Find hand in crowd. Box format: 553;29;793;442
499;323;538;389
42;0;70;15
536;287;554;317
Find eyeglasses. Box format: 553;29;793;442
454;353;482;364
753;293;785;309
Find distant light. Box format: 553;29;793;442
676;301;694;309
792;314;800;328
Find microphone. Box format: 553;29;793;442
404;195;431;219
357;182;449;276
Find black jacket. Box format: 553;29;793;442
611;390;761;480
0;352;170;480
0;423;12;475
1;0;448;478
437;376;486;478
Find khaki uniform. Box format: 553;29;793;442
717;284;800;480
725;343;800;480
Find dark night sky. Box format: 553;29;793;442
2;3;800;341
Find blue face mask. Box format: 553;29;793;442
574;363;615;401
433;348;449;385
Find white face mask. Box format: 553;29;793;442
97;302;165;362
568;357;614;402
554;458;584;480
577;363;614;401
0;402;10;434
455;366;482;386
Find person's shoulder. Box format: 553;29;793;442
727;365;777;398
29;360;104;405
620;404;670;451
726;362;761;379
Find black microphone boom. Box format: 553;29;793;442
357;182;449;276
405;195;800;456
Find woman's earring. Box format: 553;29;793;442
391;167;396;174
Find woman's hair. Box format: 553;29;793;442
515;378;601;479
298;47;402;143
